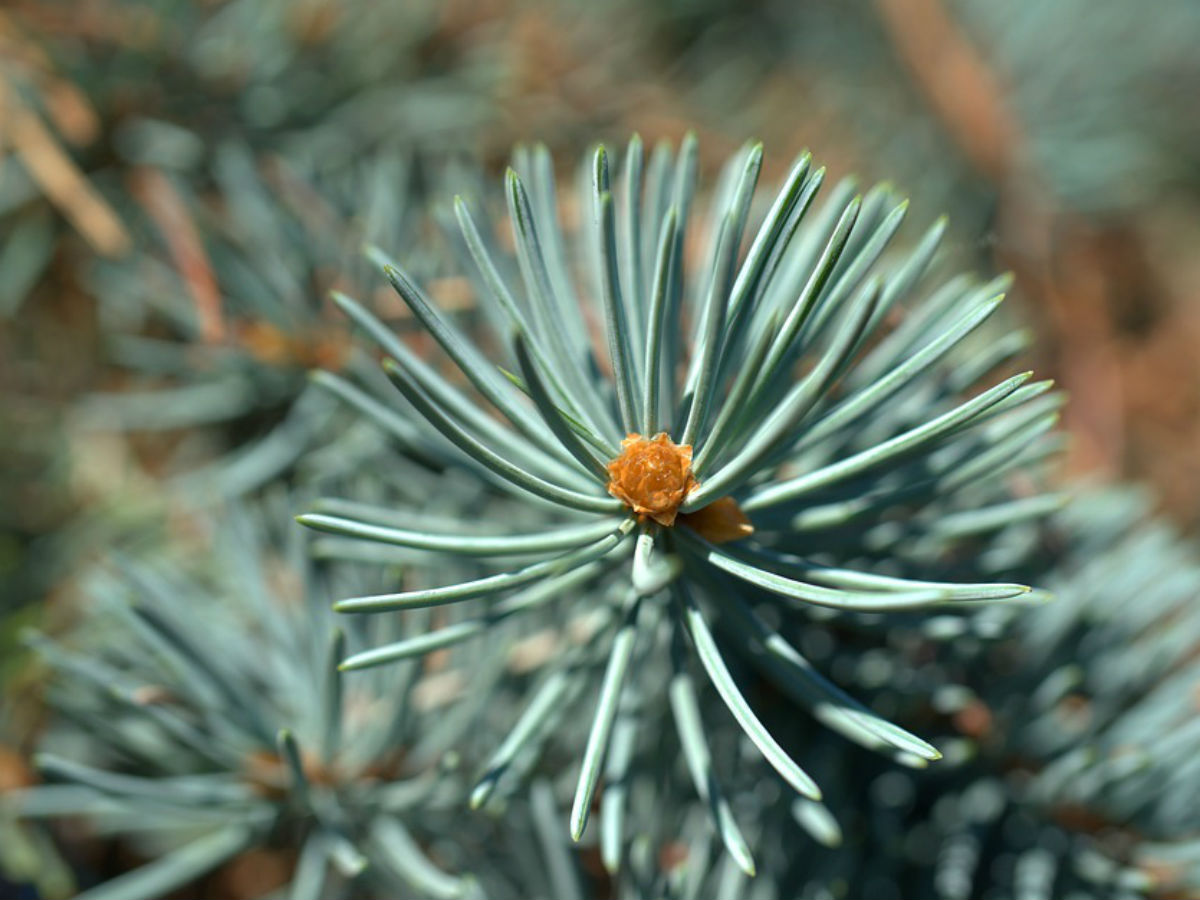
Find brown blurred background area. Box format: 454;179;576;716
2;0;1200;619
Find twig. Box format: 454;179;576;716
1;76;130;257
133;167;225;343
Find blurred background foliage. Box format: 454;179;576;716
3;0;1200;897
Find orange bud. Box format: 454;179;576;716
605;432;697;526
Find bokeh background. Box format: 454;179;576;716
3;0;1200;895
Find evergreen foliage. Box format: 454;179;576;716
300;137;1061;870
5;5;1200;894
